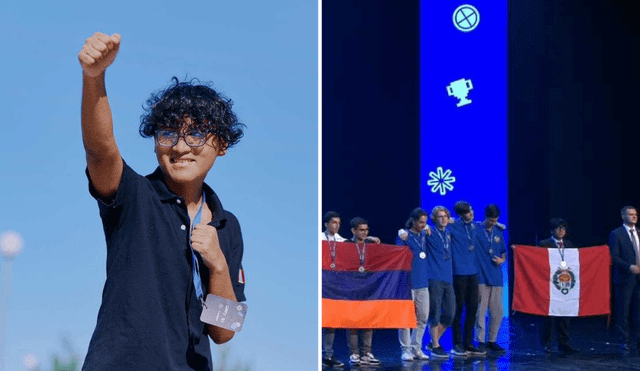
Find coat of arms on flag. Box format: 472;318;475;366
552;267;576;295
512;245;610;317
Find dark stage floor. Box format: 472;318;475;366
324;313;640;370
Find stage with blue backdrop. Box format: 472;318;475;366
322;0;640;369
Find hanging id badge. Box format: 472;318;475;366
190;192;248;332
201;294;249;333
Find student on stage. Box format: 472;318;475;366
322;211;347;243
396;208;431;361
425;206;456;359
538;218;579;353
321;211;345;368
449;201;485;356
342;217;381;366
474;205;507;353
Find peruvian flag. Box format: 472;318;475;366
512;245;610;317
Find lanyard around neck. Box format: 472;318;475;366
189;192;206;304
410;230;426;253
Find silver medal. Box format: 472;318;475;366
330;263;336;269
560;261;567;268
358;266;365;273
488;248;493;255
419;252;426;259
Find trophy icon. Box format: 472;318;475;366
446;78;473;107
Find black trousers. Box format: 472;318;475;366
541;316;571;347
615;277;640;345
452;274;479;346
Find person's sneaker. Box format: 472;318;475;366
322;357;344;368
466;344;486;356
450;344;468;356
559;344;579;354
360;352;380;365
349;354;360;365
477;342;487;353
431;346;449;358
401;349;414;361
488;342;506;353
426;342;433;351
413;347;429;360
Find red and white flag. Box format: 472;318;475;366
512;245;610;317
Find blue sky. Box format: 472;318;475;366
0;1;318;370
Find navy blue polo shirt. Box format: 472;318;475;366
449;219;478;276
82;161;245;371
396;229;429;289
474;223;506;286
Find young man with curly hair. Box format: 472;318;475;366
78;32;246;370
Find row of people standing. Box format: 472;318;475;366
396;202;506;361
321;213;382;368
320;202;508;368
321;203;640;368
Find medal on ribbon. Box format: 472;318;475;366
355;242;366;273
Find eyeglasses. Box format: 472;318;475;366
155;130;208;147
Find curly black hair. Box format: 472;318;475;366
139;77;245;150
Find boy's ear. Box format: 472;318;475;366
217;139;228;157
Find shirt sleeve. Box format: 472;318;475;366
395;229;408;246
86;159;141;229
222;211;246;302
499;231;507;255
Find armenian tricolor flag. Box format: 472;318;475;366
322;241;417;328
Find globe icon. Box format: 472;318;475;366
453;5;480;32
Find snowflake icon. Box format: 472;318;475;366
427;167;456;196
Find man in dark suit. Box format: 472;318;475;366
609;206;640;350
538;218;579;353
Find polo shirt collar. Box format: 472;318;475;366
146;167;228;226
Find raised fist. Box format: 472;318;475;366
78;32;121;77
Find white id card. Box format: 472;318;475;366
200;294;248;333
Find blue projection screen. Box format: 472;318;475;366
420;1;508;315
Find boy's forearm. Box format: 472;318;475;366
81;73;119;161
206;266;238;344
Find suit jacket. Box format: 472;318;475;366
609;226;639;284
539;238;576;249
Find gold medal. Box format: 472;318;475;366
330;263;336;269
